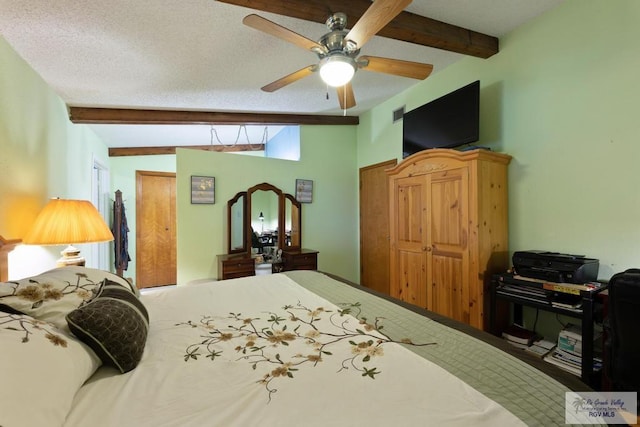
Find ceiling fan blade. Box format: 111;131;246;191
345;0;412;49
261;65;316;92
359;55;433;80
337;83;356;110
243;14;326;53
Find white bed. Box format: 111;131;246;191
1;266;600;426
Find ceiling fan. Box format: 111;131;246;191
242;0;434;110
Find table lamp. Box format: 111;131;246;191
259;211;264;233
22;198;114;267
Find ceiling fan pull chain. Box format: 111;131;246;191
343;87;347;116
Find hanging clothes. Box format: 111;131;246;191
113;191;131;274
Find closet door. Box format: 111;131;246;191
427;167;470;323
136;171;177;288
359;159;396;295
389;175;428;307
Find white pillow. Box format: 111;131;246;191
0;311;100;427
67;266;139;296
0;266;137;331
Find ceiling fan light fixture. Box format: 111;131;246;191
319;55;356;87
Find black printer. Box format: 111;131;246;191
512;250;599;284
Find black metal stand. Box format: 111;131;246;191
489;273;607;387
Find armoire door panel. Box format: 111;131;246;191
431;253;467;323
429;168;468;249
390;175;427;307
396;250;427;307
427;167;469;322
396;180;425;246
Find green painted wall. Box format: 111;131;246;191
0;36;110;278
357;0;640;338
359;0;640;277
176;125;358;285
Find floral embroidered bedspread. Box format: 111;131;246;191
64;272;527;427
175;300;435;402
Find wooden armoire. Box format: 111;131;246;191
386;149;511;331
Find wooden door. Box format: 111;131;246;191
136;171;176;288
426;167;469;323
359;159;396;294
389;175;428;307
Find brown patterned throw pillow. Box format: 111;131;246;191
66;279;149;373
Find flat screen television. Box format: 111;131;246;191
402;80;480;158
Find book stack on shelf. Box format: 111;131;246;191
501;324;556;357
501;324;539;349
525;339;556;358
543;323;602;376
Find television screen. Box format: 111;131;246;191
402;80;480;157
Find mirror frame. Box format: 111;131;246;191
227;191;248;254
226;182;302;257
283;193;302;251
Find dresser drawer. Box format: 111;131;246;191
282;250;318;271
217;255;255;280
223;270;255;280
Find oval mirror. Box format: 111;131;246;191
247;183;283;261
250;190;278;254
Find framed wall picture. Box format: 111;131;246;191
191;176;215;204
295;179;313;203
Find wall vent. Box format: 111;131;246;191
393;106;405;123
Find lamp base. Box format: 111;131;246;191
56;245;86;267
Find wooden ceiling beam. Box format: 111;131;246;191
216;0;498;59
68;107;359;125
108;144;266;157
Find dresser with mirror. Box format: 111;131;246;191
217;182;318;280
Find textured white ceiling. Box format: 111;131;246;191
0;0;564;147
